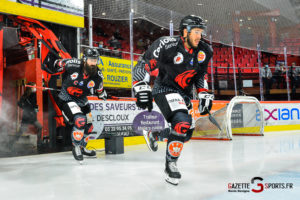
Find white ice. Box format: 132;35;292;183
1;131;300;200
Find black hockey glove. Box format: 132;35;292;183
97;90;107;100
133;81;153;112
198;92;214;115
53;59;65;73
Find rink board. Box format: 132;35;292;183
86;98;300;147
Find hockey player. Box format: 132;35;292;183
132;15;213;185
53;48;107;164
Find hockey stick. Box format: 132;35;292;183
25;84;61;91
108;95;135;101
205;108;222;131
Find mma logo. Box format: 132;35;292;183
168;141;184;157
72;131;84;141
175;70;197;89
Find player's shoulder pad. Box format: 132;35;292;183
198;40;213;53
152;36;179;58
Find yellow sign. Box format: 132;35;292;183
98;56;136;88
0;0;84;28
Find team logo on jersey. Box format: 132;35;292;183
190;58;194;65
79;81;84;86
73;80;78;85
197;51;206;63
175;70;197;89
168;141;184;157
174;52;184;64
87;80;95;88
70;72;78;80
67;87;83;97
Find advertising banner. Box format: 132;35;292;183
0;0;84;27
89;100;167;138
98;56;136;88
87;99;229;138
87;99;300;139
262;103;300;126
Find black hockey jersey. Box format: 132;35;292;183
133;36;213;100
55;58;104;106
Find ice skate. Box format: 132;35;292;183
72;144;83;164
143;130;158;152
82;147;96;157
165;161;181;185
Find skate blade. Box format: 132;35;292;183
142;130;153;152
82;153;97;157
165;174;179;185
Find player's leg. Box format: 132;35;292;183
142;93;173;152
81;104;96;157
153;92;191;185
61;101;86;163
165;111;192;185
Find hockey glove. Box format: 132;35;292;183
97;90;107;100
198;92;214;115
133;81;153;112
53;59;66;73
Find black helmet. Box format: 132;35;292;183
83;48;100;61
179;15;206;36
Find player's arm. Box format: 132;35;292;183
195;40;214;115
95;70;107;100
132;37;166;112
132;37;165;84
51;59;69;74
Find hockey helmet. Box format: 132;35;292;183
83;47;100;61
179;15;206;36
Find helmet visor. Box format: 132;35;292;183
86;57;99;65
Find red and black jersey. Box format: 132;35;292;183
133;35;212;100
55;58;104;106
